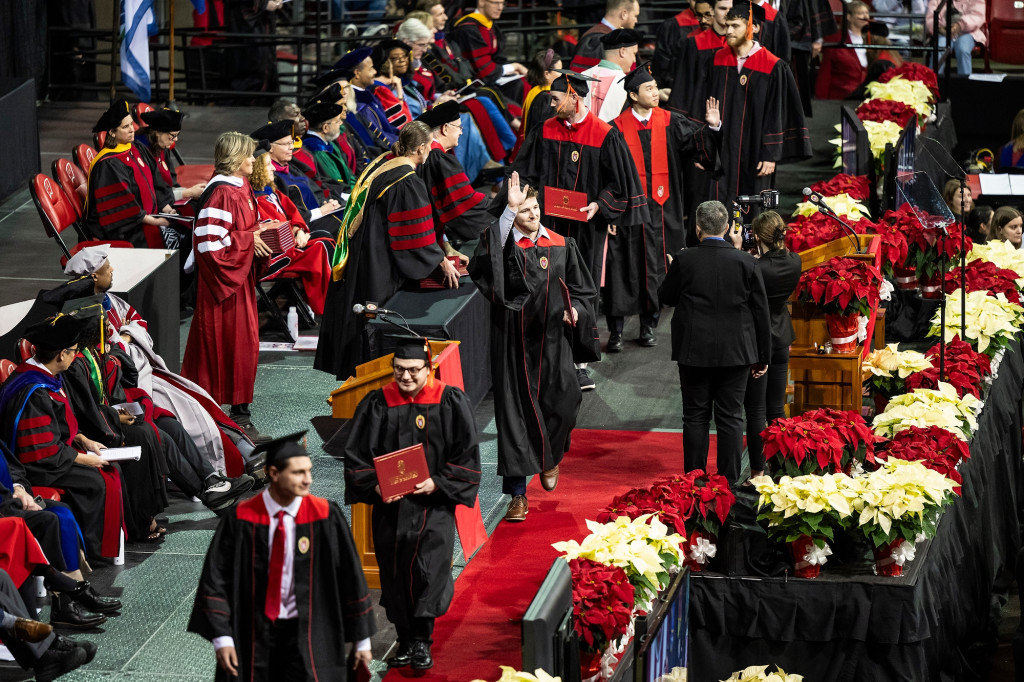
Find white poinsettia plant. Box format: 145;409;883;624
862;343;933;397
471;667;562;682
721;665;804;682
752;472;860;546
792;192;871;221
929;288;1024;356
552;514;685;606
966;239;1024;287
831;119;906;166
865;77;935;117
850;459;956;548
872;381;982;440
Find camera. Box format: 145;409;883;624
731;190;781;251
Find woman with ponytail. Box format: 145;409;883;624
315;121;462;379
743;210;802;483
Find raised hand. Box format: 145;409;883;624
507;171;529;210
705;97;721;128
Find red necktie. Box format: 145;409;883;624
264;510;286;622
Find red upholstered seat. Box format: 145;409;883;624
990;0;1024;64
51;158;89;218
176;164;216;188
16;339;34;363
0;359;15;383
93;130;107;150
73;144;96;174
29;173;134;263
132;102;154;133
33;488;64;501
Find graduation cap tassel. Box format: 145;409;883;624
746;0;755;42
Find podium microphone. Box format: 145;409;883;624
352;302;396;318
802;187;863;254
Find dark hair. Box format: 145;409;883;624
33;347;63;364
752;210;787;251
526;48;559;87
392;120;432;156
965;205;994;243
991;206;1023;242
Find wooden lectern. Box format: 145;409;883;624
328;341;464;588
788;234;884;416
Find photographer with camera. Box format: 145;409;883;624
659;200;770;490
742;211;801;484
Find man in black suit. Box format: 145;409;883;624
658;200;771;489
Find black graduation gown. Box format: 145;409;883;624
758;4;793;62
468;210;597;476
63;352;167;540
84;144;159;246
523;90;556;138
0;369;110;561
314;156;445;380
668;28;728;120
654;9;701;90
610;108;717;319
188;494;376;682
708;45;811;205
224;0;278;95
508;114;649;307
343;382;480;633
568;24;609;72
418;142;492;243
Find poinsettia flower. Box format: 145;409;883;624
857;98;919;128
811;173;871;200
878;62;940;99
793;192;871;221
865;77;935;117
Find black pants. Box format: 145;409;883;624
156;416;216;497
606;312;660;335
744;346;791;475
0;569;54;667
397;616;435;645
502;476;527;496
679;364;748;489
268;617;305;679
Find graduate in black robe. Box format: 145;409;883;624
654;3;702;90
668;23;728;120
709;3;810;209
0;315;121;562
414;101;492;249
508;69;648;386
344;339;480;670
189;433;375;681
469;174;596;522
756;0;792;62
314;123;460;381
608;63;719;350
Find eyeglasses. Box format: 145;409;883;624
697;10;713;18
165;132;180;141
393;364;428;376
272;140;294;147
447;121;463;130
63;346;79;355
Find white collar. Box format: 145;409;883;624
26;357;56;376
512;224;551;243
564;109;590;128
263;488;303;518
631;107;652;123
307;130;327;142
210;174;243;187
601;17;616;30
735;41;762;61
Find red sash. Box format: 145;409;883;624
617;107;670;206
99;467;124;557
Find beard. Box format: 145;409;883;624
324;127;341;142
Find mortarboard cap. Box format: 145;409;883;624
140;108;184;132
254;431;310;470
600;28;642;51
302;101;345;128
392;336;432;364
92;99;132;134
307;83;344;108
414;99;461;129
22;313;92;352
726;1;766;24
550;69;599;96
253;139;272;158
40;277;95;309
866;21;890;38
250;120;295;144
621;61;656;92
333;46;374;77
64;244;111;277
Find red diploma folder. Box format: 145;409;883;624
559;278;576;327
373;444;429;499
543;186;589;222
419;256;469;289
258;220;294;254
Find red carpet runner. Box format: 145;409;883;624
385;428;718;681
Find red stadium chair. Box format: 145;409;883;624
0;359;15;382
51;158;89;218
73;144;96;173
132;102;154;133
175;164;216;188
93;130;107;150
29;174;134;263
16;339;34;363
989;0;1024;64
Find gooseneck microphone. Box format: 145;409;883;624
802;187;863;254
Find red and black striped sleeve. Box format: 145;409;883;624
87;156;146;242
12;389;78;471
424;150;487;243
450;19;501;83
384;173;445;280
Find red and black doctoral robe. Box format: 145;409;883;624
569;22;612;73
344;381;480;635
654;8;701;89
611;107;716;318
668;28;728;120
418;140;489;244
373;82;414;130
85;142;160;246
188;493;376;682
254;187;334;315
314;155;445;380
708;45;810;206
0;363;122;560
468;210;598;476
449;12;523;101
510;112;649;331
182;175;263;406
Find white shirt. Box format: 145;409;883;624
499;206;551;246
849;32;868;67
735;41;762;73
212;490;370;653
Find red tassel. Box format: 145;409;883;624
746;0;754;42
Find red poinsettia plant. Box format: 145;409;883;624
786;213;873;252
878;62;940;99
649;471;736;536
796;256;883;316
569;558;635;653
877;425;969;494
762;408;882;477
867;217;911;277
856;98;918;128
811;173;871;201
943;259;1022;304
597;486;688;537
905;335;992;399
882;206;971;280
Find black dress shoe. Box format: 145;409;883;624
201;473;256;511
50;592;108;630
606;334;624;353
638;325;657;347
68;581;122;614
68;636;98;664
34;637;88;682
388;641;414;667
411;640;434;670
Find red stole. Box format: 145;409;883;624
617;107;670;205
154;148;174;187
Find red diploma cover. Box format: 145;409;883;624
258;220;295;254
373;443;430;499
559;277;575;327
543;186;589;222
419;256;469;289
